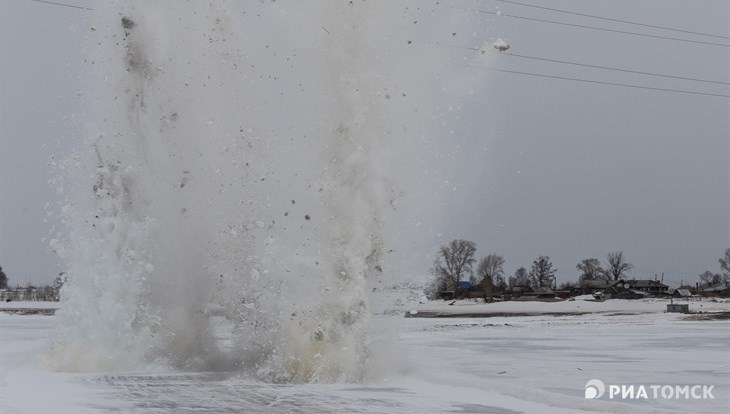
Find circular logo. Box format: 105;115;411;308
585;379;606;399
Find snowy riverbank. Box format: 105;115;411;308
409;296;730;317
0;301;60;315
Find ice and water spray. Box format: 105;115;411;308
51;1;486;381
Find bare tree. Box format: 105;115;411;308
576;258;606;282
477;253;505;297
431;239;477;292
0;265;7;289
720;248;730;279
698;249;730;289
698;271;721;287
605;251;632;280
509;267;529;287
529;255;557;288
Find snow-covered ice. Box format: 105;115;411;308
0;301;60;310
2;298;728;413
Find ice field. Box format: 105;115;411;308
2;1;728;413
2;298;728;413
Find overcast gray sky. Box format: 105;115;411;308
0;0;728;287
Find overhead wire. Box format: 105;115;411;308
456;7;730;48
26;0;92;11
463;65;730;98
450;2;729;97
447;44;729;86
23;0;730;98
494;0;729;40
502;52;730;86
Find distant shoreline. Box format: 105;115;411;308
0;300;60;315
0;307;57;315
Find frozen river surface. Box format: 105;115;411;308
2;299;728;413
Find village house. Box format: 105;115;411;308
700;281;730;297
575;279;622;296
625;279;669;295
576;279;669;299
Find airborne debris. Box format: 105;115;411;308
121;16;136;30
492;37;510;52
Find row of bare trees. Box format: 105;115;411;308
576;251;633;282
427;240;562;297
428;241;730;298
427;240;643;298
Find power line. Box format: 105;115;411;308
458;8;730;48
446;43;730;86
495;0;729;40
463;65;730;98
503;52;730;86
27;0;92;11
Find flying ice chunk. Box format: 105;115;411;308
492;37;510;52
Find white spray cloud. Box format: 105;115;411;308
51;0;486;382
